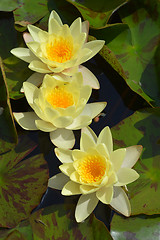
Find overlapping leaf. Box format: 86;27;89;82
67;0;128;28
0;0;20;12
0;134;49;228
0;204;113;240
111;108;160;215
111;214;160;240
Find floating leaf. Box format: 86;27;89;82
0;0;20;12
111;214;160;240
67;0;128;28
0;134;49;228
111;108;160;215
13;0;48;28
103;3;160;106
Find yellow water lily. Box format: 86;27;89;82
11;10;104;89
13;73;106;149
49;126;142;222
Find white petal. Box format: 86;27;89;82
81;126;97;143
11;48;37;63
50;129;75;149
48;173;69;190
122;145;143;168
21;72;44;92
27;24;41;42
59;163;75;176
49;10;63;27
82;21;89;41
66;115;91;130
84;40;105;59
79;65;100;89
55;148;73;163
53;116;73;128
96;143;109;159
29;60;52;73
75;193;99;222
80;132;96;152
97;126;113;154
110;186;131;217
70;17;81;37
13;112;39;130
115;168;139;186
23;82;38;106
49;18;62;34
62;181;81;195
35;119;56;132
96;186;113;204
110;148;126;172
23;32;33;43
81;102;107;119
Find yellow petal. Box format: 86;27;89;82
81;126;97;143
48;173;69;190
80;185;98;194
29;60;51;73
50;129;75;149
97;126;113;154
21;72;44;92
83;40;105;60
55;148;73;163
79;65;100;89
115;168;139;186
66;115;91;130
96;186;113;204
49;10;63;28
75;193;99;222
80;132;96;152
13;112;39;130
10;48;36;63
23;82;38;107
110;186;131;217
70;17;82;37
72;149;86;162
59;163;75;176
53;116;73;128
81;102;107;119
62;181;81;195
35;119;56;132
27;24;42;42
110;148;126;172
122;145;143;168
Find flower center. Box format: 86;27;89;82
77;155;107;184
47;86;74;108
46;37;73;63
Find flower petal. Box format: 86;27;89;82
75;193;99;222
110;186;131;217
79;65;100;89
80;185;98;194
21;72;44;92
96;143;109;159
29;60;51;73
50;129;75;149
10;48;37;63
23;82;38;107
70;17;82;37
122;145;143;168
81;126;97;143
49;10;63;28
115;168;139;186
35;119;56;132
110;148;126;172
84;40;105;60
66;115;91;130
27;24;41;42
81;102;107;119
80;132;96;152
55;148;73;163
13;112;39;130
48;173;69;190
59;163;75;176
96;186;113;204
23;32;33;43
72;149;86;161
82;21;89;41
49;18;62;35
62;181;81;195
53;116;73;128
97;126;113;154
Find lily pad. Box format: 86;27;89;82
0;0;20;12
111;108;160;215
67;0;128;29
0;204;113;239
111;214;160;240
105;4;160;106
0;134;49;228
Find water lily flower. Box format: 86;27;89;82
11;10;105;89
13;73;106;149
48;126;142;222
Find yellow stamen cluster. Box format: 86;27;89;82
77;155;107;184
46;37;73;63
47;86;74;108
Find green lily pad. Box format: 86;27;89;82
0;204;113;239
0;0;20;12
67;0;128;29
13;0;48;28
111;108;160;215
0;134;49;228
110;214;160;240
104;4;160;106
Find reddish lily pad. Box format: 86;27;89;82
111;214;160;240
67;0;128;29
111;108;160;215
0;134;49;228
